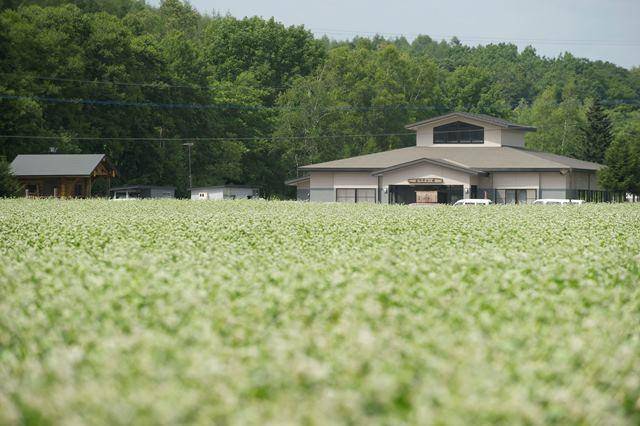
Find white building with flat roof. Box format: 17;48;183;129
286;112;624;204
191;185;259;201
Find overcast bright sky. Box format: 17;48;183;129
151;0;640;68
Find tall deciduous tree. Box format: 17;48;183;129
514;84;586;156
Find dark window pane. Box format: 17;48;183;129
517;189;528;204
336;188;356;203
434;121;484;144
356;189;376;203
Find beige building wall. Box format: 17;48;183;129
309;172;335;202
499;130;526;147
492;172;540;189
333;172;377;188
310;172;333;188
540;172;569;189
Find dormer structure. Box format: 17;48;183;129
405;112;536;148
285;112;622;204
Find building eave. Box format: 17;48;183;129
297;167;381;173
14;174;93;178
284;176;311;186
190;185;258;191
475;167;576;172
404;112;536;132
371;158;486;176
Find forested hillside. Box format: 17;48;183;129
1;0;639;197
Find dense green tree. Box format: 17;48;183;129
599;108;640;197
0;157;21;196
579;99;613;163
599;137;640;197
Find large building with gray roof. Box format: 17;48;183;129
286;112;620;204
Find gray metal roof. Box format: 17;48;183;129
190;185;258;190
299;146;602;172
110;185;175;192
405;112;536;131
10;154;107;177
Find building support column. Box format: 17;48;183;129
86;177;92;198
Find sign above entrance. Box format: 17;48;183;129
408;177;444;184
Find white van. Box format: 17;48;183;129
453;199;493;206
532;199;585;205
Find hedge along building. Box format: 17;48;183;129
286;112;622;204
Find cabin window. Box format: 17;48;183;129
433;121;484;144
198;192;207;199
336;188;375;203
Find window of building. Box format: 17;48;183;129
26;184;38;196
336;188;356;203
336;188;376;203
433;121;484;144
495;189;537;204
356;189;376;203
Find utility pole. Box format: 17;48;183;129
182;142;194;190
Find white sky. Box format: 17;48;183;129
150;0;640;68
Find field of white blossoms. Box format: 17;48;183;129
0;199;639;425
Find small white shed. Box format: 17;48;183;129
191;185;259;201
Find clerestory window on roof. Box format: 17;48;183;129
433;121;484;144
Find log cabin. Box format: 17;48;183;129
10;154;116;198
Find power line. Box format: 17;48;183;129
0;72;293;91
311;28;640;47
2;93;637;111
0;132;415;142
0;94;443;111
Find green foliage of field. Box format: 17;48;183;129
1;200;639;425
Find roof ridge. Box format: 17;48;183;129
405;112;536;131
507;146;603;167
501;146;569;168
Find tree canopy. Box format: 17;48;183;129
1;0;639;197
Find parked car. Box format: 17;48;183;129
453;199;493;206
532;199;585;205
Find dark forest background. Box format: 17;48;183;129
1;0;639;197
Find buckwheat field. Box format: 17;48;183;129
1;199;639;425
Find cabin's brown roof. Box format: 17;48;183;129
298;146;602;172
